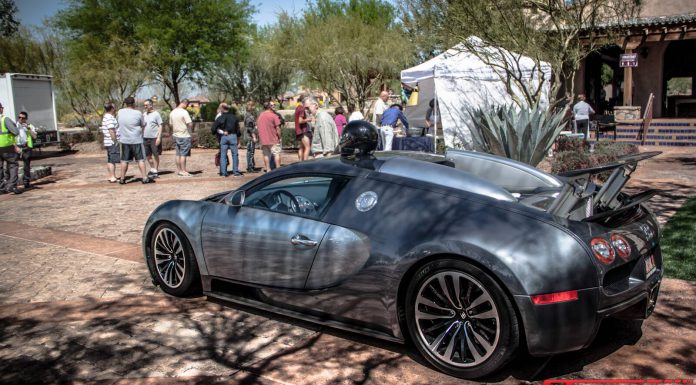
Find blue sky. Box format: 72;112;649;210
16;0;306;28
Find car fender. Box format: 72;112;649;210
142;200;212;276
395;214;598;297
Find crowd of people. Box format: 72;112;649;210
102;91;428;179
101;96;168;184
0;102;38;195
2;90;425;193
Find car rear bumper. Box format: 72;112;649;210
515;270;662;356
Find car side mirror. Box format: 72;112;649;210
226;190;245;207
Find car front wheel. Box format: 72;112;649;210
147;223;200;296
404;259;519;379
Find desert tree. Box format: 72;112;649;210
400;0;642;107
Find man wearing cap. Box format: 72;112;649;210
0;102;21;194
117;96;153;184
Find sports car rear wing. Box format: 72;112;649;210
547;151;661;221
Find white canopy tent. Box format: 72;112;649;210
400;37;553;149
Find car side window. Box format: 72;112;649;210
244;176;350;218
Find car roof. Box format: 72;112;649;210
279;152;517;202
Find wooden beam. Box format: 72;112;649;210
624;36;644;50
623;48;633;106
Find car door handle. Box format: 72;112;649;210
291;235;318;247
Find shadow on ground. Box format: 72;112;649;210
1;276;694;384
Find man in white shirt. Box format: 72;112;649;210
373;91;391;150
573;94;595;140
348;104;364;122
142;99;163;178
169;99;193;176
372;91;389;125
15;111;37;188
100;103;120;183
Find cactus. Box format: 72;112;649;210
466;104;568;167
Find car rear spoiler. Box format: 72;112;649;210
547;151;661;220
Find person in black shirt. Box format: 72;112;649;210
211;103;241;177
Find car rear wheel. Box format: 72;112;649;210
147;223;200;296
404;259;519;379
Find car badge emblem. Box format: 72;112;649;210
639;224;654;240
355;191;378;212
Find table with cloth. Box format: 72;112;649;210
389;136;434;152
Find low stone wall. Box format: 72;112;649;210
614;106;642;121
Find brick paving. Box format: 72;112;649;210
0;146;694;383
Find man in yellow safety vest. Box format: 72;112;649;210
0;102;21;194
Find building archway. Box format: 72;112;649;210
663;40;696;117
582;45;624;114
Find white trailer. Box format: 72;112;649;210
0;73;60;146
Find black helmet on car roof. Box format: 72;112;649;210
340;120;379;157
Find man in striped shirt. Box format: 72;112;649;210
100;103;120;183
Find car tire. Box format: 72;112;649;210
404;259;519;379
147;223;201;296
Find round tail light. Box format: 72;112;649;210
591;237;615;265
610;234;632;260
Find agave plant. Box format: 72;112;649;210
465;104;568;167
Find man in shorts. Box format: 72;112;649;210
117;97;153;184
142;99;163;178
100;103;120;183
169;99;193;176
257;101;282;172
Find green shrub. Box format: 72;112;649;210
556;136;589;153
282;127;298;149
161;135;175;151
59;138;72;151
551;149;593;174
159;110;170;128
281;113;294;126
197;126;220;149
60;112;101;128
200;102;220;122
61;130;96;144
593;141;639;157
551;140;640;179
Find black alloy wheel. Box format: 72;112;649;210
147;223;200;296
404;259;519;379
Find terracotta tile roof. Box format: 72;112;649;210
621;12;696;27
